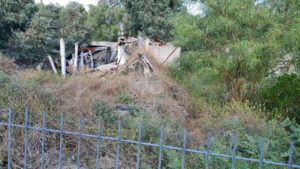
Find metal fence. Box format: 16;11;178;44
0;108;299;169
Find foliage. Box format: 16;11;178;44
6;2;92;63
172;1;279;102
198;101;300;168
87;3;127;41
7;4;61;63
59;2;92;54
115;93;134;104
0;0;37;49
259;74;300;122
172;0;300;110
121;0;182;41
93;100;117;127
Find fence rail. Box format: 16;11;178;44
1;108;299;169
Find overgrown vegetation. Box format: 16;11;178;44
121;0;181;41
0;0;300;168
169;0;300;167
87;2;127;41
6;2;92;63
172;0;300;120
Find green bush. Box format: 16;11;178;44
259;74;300;122
93;100;117;127
115;93;134;104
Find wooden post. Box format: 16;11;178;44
80;51;84;67
137;36;144;49
117;46;122;66
89;50;94;69
47;55;58;74
145;38;150;51
73;43;79;74
60;38;66;77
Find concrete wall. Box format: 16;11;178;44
149;46;181;65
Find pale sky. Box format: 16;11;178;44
35;0;98;9
35;0;202;15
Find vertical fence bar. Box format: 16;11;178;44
205;132;212;169
288;142;294;169
96;122;102;169
136;125;142;169
23;108;29;169
181;130;187;169
7;108;12;169
158;127;164;169
259;139;264;169
115;122;121;169
40;112;46;169
231;135;237;169
77;117;83;169
58;114;64;169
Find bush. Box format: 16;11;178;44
93;100;117;127
198;101;299;168
170;51;227;103
259;74;300;122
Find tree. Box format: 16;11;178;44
97;0;122;8
87;2;127;41
263;0;300;69
121;0;182;41
59;2;92;55
0;0;36;49
172;0;281;102
7;4;61;63
7;2;92;63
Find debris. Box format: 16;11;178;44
95;64;118;71
161;47;178;65
47;55;58;74
89;50;94;68
80;51;84;67
115;104;131;116
44;36;181;76
130;80;165;95
73;43;79;74
149;45;181;65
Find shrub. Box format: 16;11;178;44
259;74;300;122
198;101;299;168
93;100;117;127
115;93;134;104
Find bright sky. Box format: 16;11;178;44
35;0;202;15
34;0;98;9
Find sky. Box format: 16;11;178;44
34;0;98;9
35;0;202;15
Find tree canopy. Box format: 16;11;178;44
0;0;36;49
6;2;92;63
172;0;300;120
122;0;182;41
88;2;127;41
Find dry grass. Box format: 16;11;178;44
195;100;266;135
0;67;193;168
0;54;17;74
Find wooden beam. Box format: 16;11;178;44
73;43;79;74
47;55;58;74
89;50;94;69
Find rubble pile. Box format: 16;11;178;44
66;36;181;75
